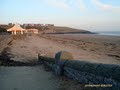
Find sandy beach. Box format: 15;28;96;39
0;34;120;90
1;0;120;89
42;34;120;64
0;34;120;65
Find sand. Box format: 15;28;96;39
1;34;119;65
42;34;120;65
0;34;120;90
0;35;12;53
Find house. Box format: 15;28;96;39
7;24;25;35
25;29;38;34
7;23;39;35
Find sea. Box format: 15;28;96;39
97;31;120;36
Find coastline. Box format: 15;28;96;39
95;31;120;36
0;33;120;89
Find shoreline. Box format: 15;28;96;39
94;31;120;36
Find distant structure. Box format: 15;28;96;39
23;24;44;27
25;29;38;34
7;23;39;35
22;24;54;27
7;23;25;35
23;23;55;33
5;23;55;35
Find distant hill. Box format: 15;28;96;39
54;26;93;34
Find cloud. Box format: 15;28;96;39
91;0;112;10
91;0;120;14
45;0;120;14
45;0;70;9
45;0;87;11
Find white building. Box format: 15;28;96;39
7;24;25;35
25;29;38;34
7;24;38;35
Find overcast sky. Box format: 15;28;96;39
0;0;120;31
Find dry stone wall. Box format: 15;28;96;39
38;51;120;89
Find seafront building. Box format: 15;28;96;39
7;24;25;35
25;29;38;34
7;23;39;35
1;23;54;35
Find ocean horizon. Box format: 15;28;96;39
96;31;120;36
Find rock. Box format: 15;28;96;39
53;51;73;76
55;51;73;63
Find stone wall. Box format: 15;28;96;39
38;55;120;89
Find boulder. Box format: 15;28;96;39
55;51;73;62
53;51;73;76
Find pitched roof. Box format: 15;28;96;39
7;24;25;31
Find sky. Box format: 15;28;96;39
0;0;120;31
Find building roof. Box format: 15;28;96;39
7;23;25;31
